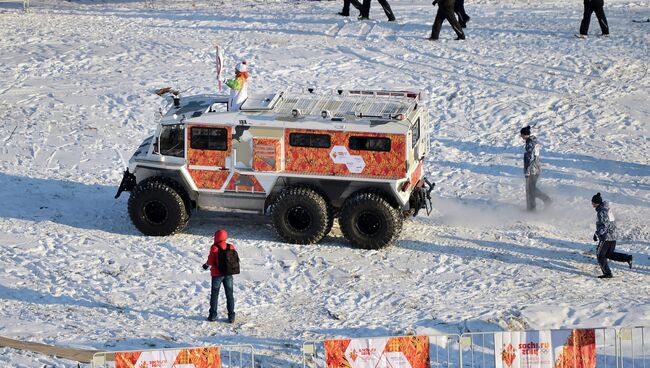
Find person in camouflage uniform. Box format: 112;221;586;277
520;126;551;211
591;193;632;279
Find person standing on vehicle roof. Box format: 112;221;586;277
520;126;551;211
429;0;465;40
225;61;249;111
591;193;633;279
576;0;609;38
203;229;237;323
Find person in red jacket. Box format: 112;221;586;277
202;229;236;323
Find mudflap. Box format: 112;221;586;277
114;169;136;199
409;177;435;217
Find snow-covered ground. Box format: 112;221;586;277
0;0;649;366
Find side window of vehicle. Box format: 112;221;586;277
349;136;391;152
190;127;228;150
411;118;420;149
159;124;185;157
289;133;331;148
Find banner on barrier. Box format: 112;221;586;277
324;335;429;368
495;329;596;368
115;347;222;368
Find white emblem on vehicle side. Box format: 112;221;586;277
330;145;366;174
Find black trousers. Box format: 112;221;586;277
580;0;609;35
454;0;470;27
597;240;631;276
525;174;551;211
341;0;362;15
360;0;395;20
430;0;465;39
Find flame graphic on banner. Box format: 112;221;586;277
501;344;517;368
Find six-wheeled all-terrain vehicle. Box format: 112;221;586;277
115;89;434;249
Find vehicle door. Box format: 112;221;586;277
186;124;233;190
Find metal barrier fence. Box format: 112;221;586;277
619;327;649;368
302;334;462;368
91;344;254;368
82;327;648;368
459;328;619;368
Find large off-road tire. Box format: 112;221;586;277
271;187;330;244
339;192;403;249
128;178;189;236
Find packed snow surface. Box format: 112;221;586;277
0;0;649;366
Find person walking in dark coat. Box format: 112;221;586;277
520;126;551;211
591;193;633;279
577;0;609;38
339;0;362;16
430;0;465;40
359;0;395;21
203;229;236;323
454;0;470;28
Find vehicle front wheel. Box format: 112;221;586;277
128;179;189;236
339;192;403;249
271;187;330;244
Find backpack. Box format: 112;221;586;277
217;243;240;276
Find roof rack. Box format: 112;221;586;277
273;89;420;120
343;89;420;101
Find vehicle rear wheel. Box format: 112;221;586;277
128;179;189;236
271;187;330;244
339;192;403;249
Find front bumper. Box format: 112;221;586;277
409;177;435;216
114;169;137;199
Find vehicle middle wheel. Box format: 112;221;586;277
271;187;330;244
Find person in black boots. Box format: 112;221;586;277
359;0;395;21
576;0;609;38
430;0;465;40
339;0;362;17
454;0;470;28
591;193;633;279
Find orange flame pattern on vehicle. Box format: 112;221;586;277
554;329;596;368
225;173;265;193
284;129;406;179
253;138;282;172
410;161;424;186
187;125;232;189
187;125;231;167
189;170;230;190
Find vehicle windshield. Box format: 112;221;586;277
159;124;185;157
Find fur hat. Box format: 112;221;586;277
520;125;531;136
235;60;248;73
591;192;603;205
214;229;228;243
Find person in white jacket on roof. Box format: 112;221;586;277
225;60;249;111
